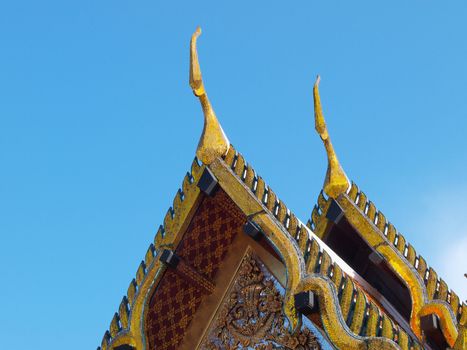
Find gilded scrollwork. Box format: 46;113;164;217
201;253;322;350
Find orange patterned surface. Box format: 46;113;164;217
145;189;246;350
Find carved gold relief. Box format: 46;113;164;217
200;252;322;350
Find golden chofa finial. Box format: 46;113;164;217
190;27;230;165
314;76;350;198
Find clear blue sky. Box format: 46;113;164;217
0;1;466;349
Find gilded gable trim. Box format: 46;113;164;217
309;181;462;347
97;160;205;350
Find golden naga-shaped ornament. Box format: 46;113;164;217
313;76;350;198
190;27;230;165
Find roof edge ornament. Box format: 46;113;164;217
313;75;350;198
190;27;230;165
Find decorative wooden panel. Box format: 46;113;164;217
145;189;246;350
200;251;323;350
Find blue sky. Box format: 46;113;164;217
0;1;466;349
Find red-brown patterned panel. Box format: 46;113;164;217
145;189;246;350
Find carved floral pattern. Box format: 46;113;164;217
201;253;322;350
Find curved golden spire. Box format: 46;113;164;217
313;76;350;198
190;27;230;165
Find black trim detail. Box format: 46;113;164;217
326;199;344;224
197;167;219;196
369;251;384;265
243;220;262;241
159;249;180;268
294;291;318;315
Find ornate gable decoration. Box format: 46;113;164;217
201;252;322;350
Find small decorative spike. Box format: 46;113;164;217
313;76;350;198
118;297;130;330
190;27;230;164
453;324;466;350
110;312;121;338
127;279;137;307
100;331;111;350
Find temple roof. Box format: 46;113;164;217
307;71;465;348
97;28;466;350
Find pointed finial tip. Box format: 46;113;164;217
194;26;202;38
313;74;327;139
190;26;205;96
315;75;321;87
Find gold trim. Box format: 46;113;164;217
296;276;399;350
336;194;426;339
419;301;459;346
